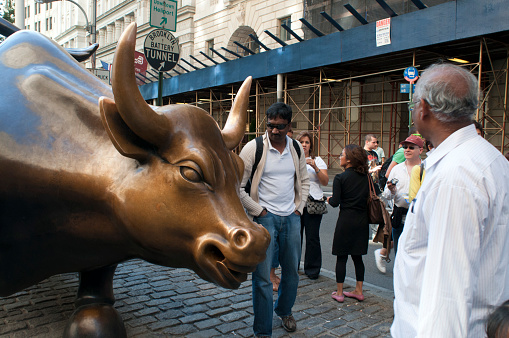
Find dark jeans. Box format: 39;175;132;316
300;207;323;277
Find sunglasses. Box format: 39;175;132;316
402;145;417;150
267;122;289;130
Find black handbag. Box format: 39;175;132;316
306;195;328;215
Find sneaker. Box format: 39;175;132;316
280;314;297;332
374;248;386;274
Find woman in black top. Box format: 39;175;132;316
327;144;370;302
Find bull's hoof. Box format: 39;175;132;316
63;303;127;338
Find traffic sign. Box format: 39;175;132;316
143;29;180;72
400;83;416;93
150;0;177;31
404;67;419;83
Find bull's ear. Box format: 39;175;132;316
99;97;152;162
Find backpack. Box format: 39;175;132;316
378;154;393;191
244;136;301;194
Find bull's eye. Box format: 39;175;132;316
180;166;202;183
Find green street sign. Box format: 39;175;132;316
149;0;177;32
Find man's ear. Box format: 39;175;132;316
99;97;153;162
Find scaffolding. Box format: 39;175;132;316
167;38;509;169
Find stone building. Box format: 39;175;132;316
17;0;509;167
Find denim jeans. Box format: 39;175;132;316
252;211;301;336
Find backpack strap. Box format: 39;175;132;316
292;139;301;158
419;163;425;182
247;136;264;187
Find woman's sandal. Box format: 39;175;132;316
331;291;344;303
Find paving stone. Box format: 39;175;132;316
219;310;249;322
126;315;157;327
186;328;222;337
179;312;209;324
194;317;222;330
322;318;347;329
331;325;354;336
183;304;209;315
184;295;215;306
215;320;249;334
162;323;198;335
206;306;233;317
0;260;394;337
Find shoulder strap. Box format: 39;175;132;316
292;139;301;158
249;136;264;183
419;163;424;182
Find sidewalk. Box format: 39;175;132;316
0;259;393;337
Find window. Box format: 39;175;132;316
49;17;52;30
27;5;30;17
206;39;214;57
279;16;291;41
45;18;48;30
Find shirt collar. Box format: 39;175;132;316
424;123;477;170
265;131;290;152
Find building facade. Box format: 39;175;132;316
16;0;509;167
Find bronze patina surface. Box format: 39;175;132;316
0;23;269;336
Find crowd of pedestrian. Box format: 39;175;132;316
237;62;509;338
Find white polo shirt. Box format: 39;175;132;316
258;136;296;216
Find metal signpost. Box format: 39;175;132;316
149;0;177;32
404;66;419;127
144;29;180;106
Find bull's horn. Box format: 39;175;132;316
222;76;252;150
111;22;168;146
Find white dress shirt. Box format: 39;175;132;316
392;124;509;337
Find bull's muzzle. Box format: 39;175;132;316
194;222;270;289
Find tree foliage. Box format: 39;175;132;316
3;0;15;23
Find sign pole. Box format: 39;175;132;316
409;80;414;128
157;72;163;106
404;67;419;129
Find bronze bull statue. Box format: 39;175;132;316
0;22;270;336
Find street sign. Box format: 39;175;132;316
400;83;416;93
93;69;110;85
150;0;177;31
404;67;419;83
143;29;180;72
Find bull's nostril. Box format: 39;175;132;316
232;229;249;248
204;244;225;262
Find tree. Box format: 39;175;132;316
3;0;15;24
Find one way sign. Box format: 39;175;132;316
150;0;177;31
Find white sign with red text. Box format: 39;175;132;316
376;18;391;47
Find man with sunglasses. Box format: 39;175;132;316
239;102;309;337
382;135;423;256
391;64;509;337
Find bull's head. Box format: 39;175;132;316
98;23;269;289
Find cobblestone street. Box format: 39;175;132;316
0;259;393;337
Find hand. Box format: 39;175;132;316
306;158;318;172
327;196;331;203
387;182;397;194
259;209;268;217
294;210;301;216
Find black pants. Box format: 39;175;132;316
335;255;365;283
300;208;323;277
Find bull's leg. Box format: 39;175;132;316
63;265;127;338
